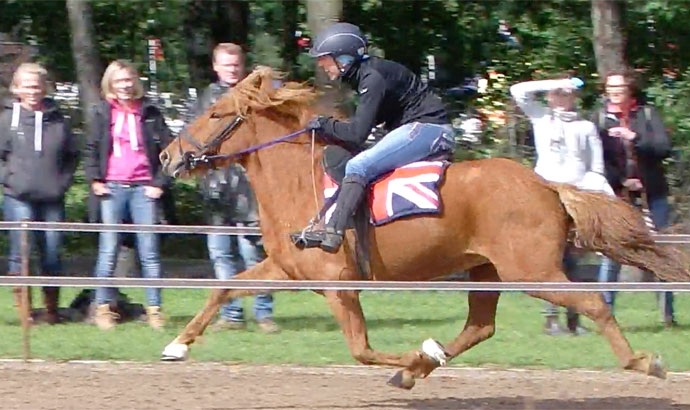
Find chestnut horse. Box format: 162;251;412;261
158;67;688;389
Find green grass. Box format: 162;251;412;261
1;288;688;371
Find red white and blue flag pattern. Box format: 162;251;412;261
323;161;449;226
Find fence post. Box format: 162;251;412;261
19;218;31;361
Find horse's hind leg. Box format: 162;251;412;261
527;280;667;379
388;263;501;389
160;257;288;361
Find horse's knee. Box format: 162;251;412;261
210;289;229;304
478;323;496;341
352;349;373;365
579;294;614;322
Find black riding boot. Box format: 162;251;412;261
291;176;366;253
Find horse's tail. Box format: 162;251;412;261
549;182;690;282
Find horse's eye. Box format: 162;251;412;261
209;112;220;119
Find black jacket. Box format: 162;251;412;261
0;97;79;202
321;56;449;149
84;98;173;188
592;101;671;198
193;82;259;223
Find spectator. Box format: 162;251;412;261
84;59;173;330
0;62;79;324
592;69;676;328
510;74;613;336
191;43;279;333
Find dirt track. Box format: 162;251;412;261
0;361;688;410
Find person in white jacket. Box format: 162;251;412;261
510;76;614;336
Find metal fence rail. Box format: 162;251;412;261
0;221;260;235
1;276;690;292
3;220;690;243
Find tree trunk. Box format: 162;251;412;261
591;0;627;78
65;0;103;137
306;0;348;113
281;0;300;76
306;0;342;88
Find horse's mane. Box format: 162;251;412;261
218;66;320;120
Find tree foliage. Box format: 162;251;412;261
1;0;690;255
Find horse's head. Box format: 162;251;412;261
160;66;320;178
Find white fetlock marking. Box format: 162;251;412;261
421;338;447;366
161;342;188;361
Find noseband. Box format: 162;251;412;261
178;115;244;170
177;113;309;170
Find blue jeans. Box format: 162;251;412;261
345;122;455;182
3;195;64;274
597;194;674;319
207;223;272;322
94;183;162;307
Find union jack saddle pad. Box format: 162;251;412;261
323;161;450;226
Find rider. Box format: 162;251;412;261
295;22;454;253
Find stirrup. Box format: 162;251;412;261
319;230;344;254
289;217;322;249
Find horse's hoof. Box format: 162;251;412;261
647;354;667;380
160;342;189;362
387;370;416;390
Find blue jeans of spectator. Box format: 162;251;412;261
94;183;161;307
207;223;272;322
3;195;64;274
597;194;674;319
543;248;579;316
345;122;455;182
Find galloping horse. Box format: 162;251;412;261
158;67;688;389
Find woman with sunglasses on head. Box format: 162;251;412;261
593;69;675;328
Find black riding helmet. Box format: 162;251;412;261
309;22;368;76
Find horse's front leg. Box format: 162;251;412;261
161;257;288;361
324;290;440;388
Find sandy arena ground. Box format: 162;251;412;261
0;361;688;410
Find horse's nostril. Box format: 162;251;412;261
159;151;170;165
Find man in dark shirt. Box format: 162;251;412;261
192;43;279;333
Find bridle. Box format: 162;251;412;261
177;114;245;170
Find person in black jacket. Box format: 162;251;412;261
0;62;79;324
592;69;676;327
294;22;455;253
83;59;173;331
191;43;279;333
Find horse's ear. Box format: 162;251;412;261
252;65;284;95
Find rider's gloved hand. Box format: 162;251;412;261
306;115;329;132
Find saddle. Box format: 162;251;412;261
313;144;453;280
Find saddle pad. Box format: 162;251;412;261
323;160;449;226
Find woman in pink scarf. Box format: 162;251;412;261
84;60;173;331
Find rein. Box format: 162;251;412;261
185;126;309;168
182;124;324;228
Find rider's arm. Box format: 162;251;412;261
321;70;386;146
585;121;605;176
509;80;569;118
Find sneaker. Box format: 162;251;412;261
211;318;247;331
257;318;281;334
94;303;119;330
146;306;165;330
